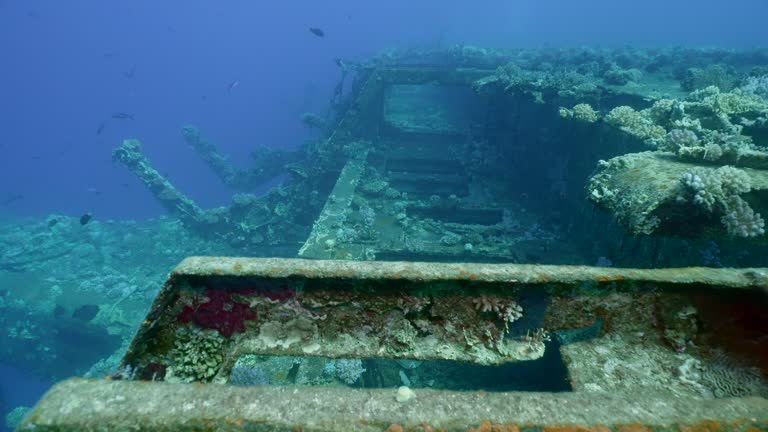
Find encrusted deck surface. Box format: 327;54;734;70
21;258;768;430
19;378;768;432
174;256;768;290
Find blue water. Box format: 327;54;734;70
0;363;52;432
1;0;767;219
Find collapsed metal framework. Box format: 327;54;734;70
21;257;768;431
112;58;768;268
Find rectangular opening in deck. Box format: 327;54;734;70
227;353;571;392
383;84;482;135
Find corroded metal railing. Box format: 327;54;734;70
19;258;768;431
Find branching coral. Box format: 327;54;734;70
605;106;667;143
331;358;366;385
559;103;599;123
721;196;766;238
598;87;768;168
168;328;224;382
473;62;597;100
473;295;523;324
679;166;765;237
742;75;768;100
660;129;700;153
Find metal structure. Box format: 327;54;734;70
20;257;768;431
18;48;768;430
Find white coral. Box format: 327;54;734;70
717;166;751;195
722;196;765;238
473;295;523;323
605;106;666;142
334;358;366;385
680;166;751;212
680;170;717;211
679;166;763;237
741;75;768;100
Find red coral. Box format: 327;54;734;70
178;288;257;338
260;285;295;302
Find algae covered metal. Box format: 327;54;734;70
19;257;768;431
21;379;768;432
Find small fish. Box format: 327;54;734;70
123;65;136;79
72;304;99;322
86;187;101;196
96;121;105;135
309;27;325;37
111;112;134;120
55;142;74;158
79;213;92;225
1;194;23;206
227;80;239;92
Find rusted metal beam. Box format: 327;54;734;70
19;378;768;432
173;256;768;291
20;257;768;431
113;257;768;387
112;139;209;227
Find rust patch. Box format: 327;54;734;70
541;426;610;432
466;420;521;432
596;275;624;282
456;270;479;281
233;263;243;271
677;420;728;431
616;425;653;432
224;417;244;427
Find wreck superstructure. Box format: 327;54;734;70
111;45;768;267
16;46;768;431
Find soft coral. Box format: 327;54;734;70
178;288;257;338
